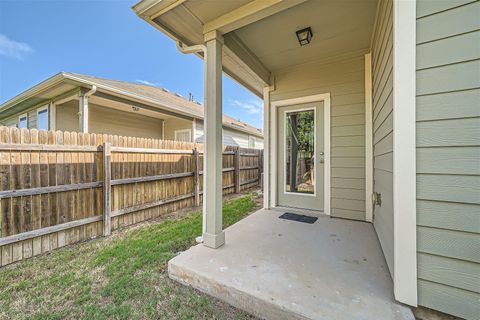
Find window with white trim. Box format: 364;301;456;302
174;129;192;142
18;114;28;129
37;106;49;130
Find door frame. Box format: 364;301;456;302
270;93;331;214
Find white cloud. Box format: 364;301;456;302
0;34;34;60
135;79;162;87
231;99;263;115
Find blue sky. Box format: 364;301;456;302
0;0;263;128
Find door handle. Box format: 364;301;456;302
319;151;324;163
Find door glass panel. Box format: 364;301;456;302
285;109;315;194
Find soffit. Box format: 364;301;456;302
234;0;378;72
183;0;253;24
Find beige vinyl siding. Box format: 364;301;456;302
56;101;80;132
254;138;264;149
270;55;367;220
1;116;18;127
89;103;163;139
371;0;394;275
223;128;250;148
56;100;164;139
27;111;37;129
163;117;192;141
0;105;47;129
194;119;263;149
415;1;480;319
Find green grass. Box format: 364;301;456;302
0;194;259;320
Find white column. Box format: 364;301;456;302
49;102;56;131
262;87;271;209
392;0;417;306
79;93;89;133
202;30;225;248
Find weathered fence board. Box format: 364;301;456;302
0;127;263;266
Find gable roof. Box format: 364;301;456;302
0;72;263;138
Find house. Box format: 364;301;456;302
132;0;480;319
0;72;264;148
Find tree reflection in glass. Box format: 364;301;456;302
285;109;315;194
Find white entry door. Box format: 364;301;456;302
277;102;325;211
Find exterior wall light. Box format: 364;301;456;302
296;27;313;46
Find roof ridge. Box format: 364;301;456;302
7;71;262;136
66;71;205;107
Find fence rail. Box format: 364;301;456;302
0;127;262;266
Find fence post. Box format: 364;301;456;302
193;148;200;207
234;148;241;193
259;149;264;188
103;142;111;236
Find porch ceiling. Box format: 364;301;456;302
234;0;378;72
134;0;377;95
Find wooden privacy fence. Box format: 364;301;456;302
0;127;263;266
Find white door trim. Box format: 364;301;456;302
392;0;417;306
270;93;331;214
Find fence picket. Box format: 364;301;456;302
103;142;111;236
0;126;262;266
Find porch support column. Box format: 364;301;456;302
392;0;417;305
78;92;89;133
262;87;271;209
78;86;96;133
48;102;56;131
202;30;225;248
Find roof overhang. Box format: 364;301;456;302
0;72;263;138
133;0;377;98
0;72;204;121
132;0;309;97
0;73;86;119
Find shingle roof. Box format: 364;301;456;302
65;72;263;137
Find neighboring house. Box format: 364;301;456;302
132;0;480;319
0;72;264;148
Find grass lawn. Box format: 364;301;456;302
0;193;260;320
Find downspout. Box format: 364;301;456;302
176;41;206;55
84;85;97;98
176;41;208;243
78;85;97;133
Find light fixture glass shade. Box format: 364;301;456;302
296;27;313;46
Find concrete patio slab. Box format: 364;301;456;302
168;208;414;320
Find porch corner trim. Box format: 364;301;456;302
392;0;417;306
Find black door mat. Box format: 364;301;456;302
279;212;318;224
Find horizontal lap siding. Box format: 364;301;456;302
194;120;261;148
0;107;45;129
89;103;164;139
271;55;366;220
164;118;192;141
416;1;480;319
371;0;394;276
